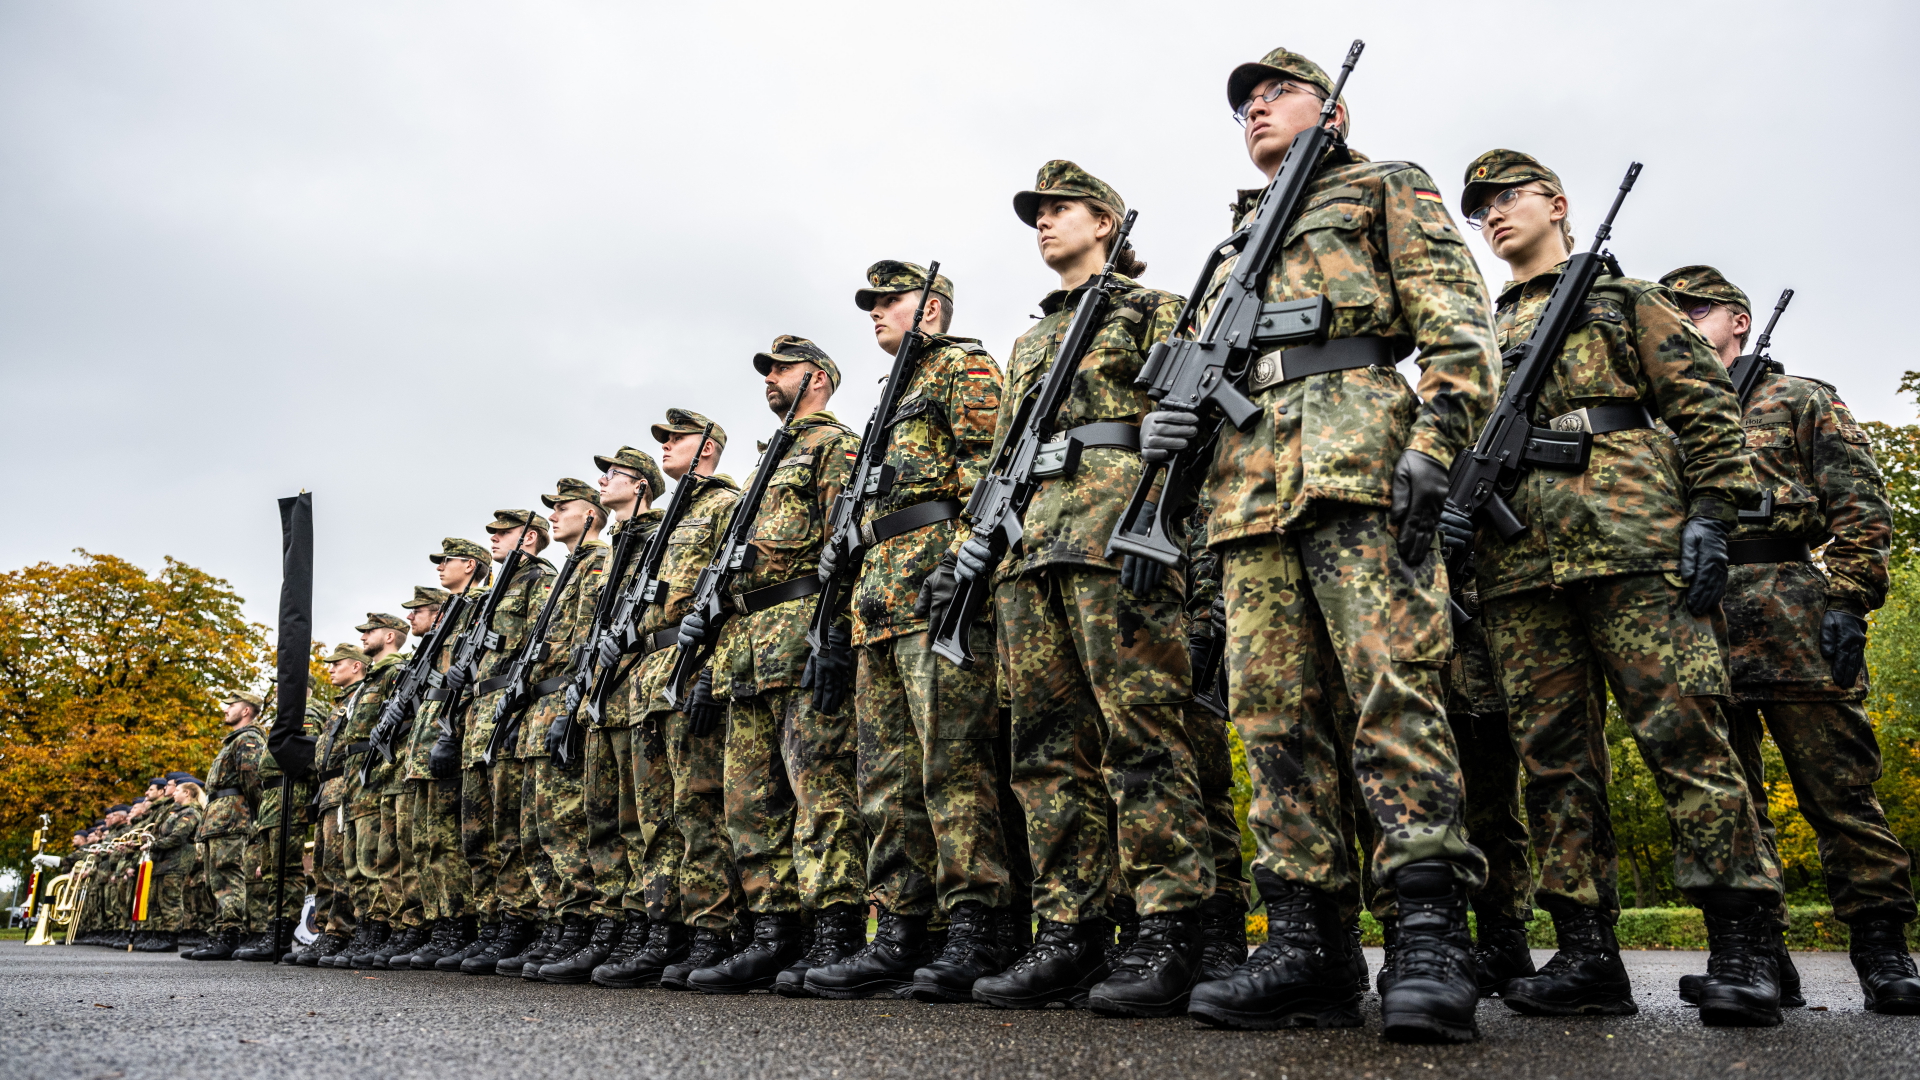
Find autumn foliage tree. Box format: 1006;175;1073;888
0;550;268;866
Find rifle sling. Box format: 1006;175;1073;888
422;687;454;702
341;741;371;759
1056;422;1140;451
531;674;574;697
639;626;680;657
861;499;962;547
733;573;823;615
1248;335;1396;392
474;672;515;695
316;768;345;782
1727;536;1812;565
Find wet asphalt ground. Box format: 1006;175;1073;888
3;941;1917;1080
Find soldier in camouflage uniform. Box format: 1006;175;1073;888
144;776;204;953
530;448;666;983
942;161;1211;1018
236;691;323;961
319;612;413;967
1439;150;1780;1027
427;511;556;972
293;644;369;964
185;690;269;960
675;337;869;996
1661;264;1920;1015
805;264;1020;1003
485;479;611;975
591;416;744;989
1138;50;1498;1041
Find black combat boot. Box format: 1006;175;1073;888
423;916;483;970
598;921;690;988
323;921;377;968
407;917;457;969
470;910;545;972
805;911;932;999
177;929;208;952
527;915;590;980
540;915;620;984
1090;909;1206;1017
1472;910;1536;997
1503;902;1635;1016
370;923;431;969
345;920;393;968
138;931;177;953
688;911;809;994
1349;925;1370;993
1381;861;1480;1044
910;901;1016;1003
1376;916;1400;995
660;927;735;991
499;921;561;977
1696;892;1783;1027
971;918;1114;1010
302;932;350;966
1848;918;1920;1015
229;933;272;961
778;904;862;997
588;915;652;984
1680;929;1803;1008
1188;874;1361;1030
188;927;243;961
1105;899;1139;968
1196;892;1250;983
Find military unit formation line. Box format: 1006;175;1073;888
29;40;1920;1047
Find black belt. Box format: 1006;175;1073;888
1056;421;1139;451
862;499;962;547
1248;336;1396;392
1546;403;1656;434
342;740;371;759
212;788;242;799
317;768;345;782
639;625;680;656
734;574;823;615
474;672;514;695
422;687;453;702
1728;536;1812;565
531;674;574;697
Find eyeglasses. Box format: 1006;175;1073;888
601;468;641;484
1233;80;1326;126
1466;187;1550;229
1682;302;1717;322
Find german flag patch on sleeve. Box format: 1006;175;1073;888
1414;189;1445;205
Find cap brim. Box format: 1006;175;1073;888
1227;61;1290;110
1012;190;1043;228
853;287;896;312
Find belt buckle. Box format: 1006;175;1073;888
1549;408;1593;434
858;517;877;548
1032;436;1083;480
1250;352;1282;392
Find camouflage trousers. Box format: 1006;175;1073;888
345;808;384;923
1220;506;1486;912
188;845;214;928
583;724;644;917
149;874;186;933
316;807;354;935
1442;597;1537;923
407;778;466;924
1482;573;1780;914
522;750;594;920
856;627;1013;916
993;564;1210;922
458;760;532;922
1727;697;1916;924
243;825;302;929
726;687;866;914
644;705;740;930
204;835;248;930
1186;704;1248;898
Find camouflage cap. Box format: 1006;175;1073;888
751;335;841;392
541;477;606;512
590;447;668;499
1013;160;1125;228
428;537;491;566
219;688;264;708
1226;48;1350;137
649;408;729;451
400;585;451;610
356;611;408;631
1659;265;1751;314
1460;148;1562;218
323;643;371;665
854;260;955;313
486;508;551;536
172;775;202;787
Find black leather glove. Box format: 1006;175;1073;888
1389;449;1451;567
441;662;471;695
1437;505;1475;564
1821;609;1869;688
427;733;461;779
954;537;994;585
369;713;397;750
677;610;711;651
1119;502;1166;597
1678;514;1731;615
914;555;959;621
544;712;574;765
684;668;723;738
1140;409;1201;464
802;623;855;715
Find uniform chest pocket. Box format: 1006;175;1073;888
669;517;714;549
754;464;819;543
1744;424;1793;450
1281;202;1379;312
887;399;950;485
1555;300;1637;403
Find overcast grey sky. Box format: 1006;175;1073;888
2;0;1914;645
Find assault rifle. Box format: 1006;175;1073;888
806;262;940;654
580;423;717;726
1726;287;1793;526
362;592;470;783
1440;162;1642;577
927;210;1139;669
431;521;535;773
665;373;815;706
1106;40;1365;568
548;483;654;769
482;545;584;765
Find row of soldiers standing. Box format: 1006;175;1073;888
144;40;1919;1046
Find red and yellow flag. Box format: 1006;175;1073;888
131;858;154;923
